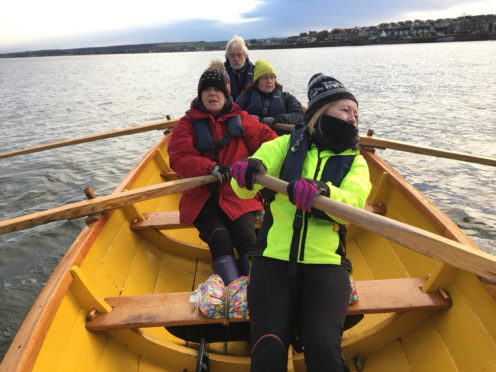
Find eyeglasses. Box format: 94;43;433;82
260;74;276;81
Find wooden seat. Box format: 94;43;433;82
86;277;450;333
130;202;386;231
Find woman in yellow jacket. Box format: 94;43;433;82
231;73;372;372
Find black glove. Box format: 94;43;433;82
262;116;276;127
211;164;231;183
287;178;330;211
231;158;266;190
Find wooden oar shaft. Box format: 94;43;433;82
273;124;495;167
359;136;496;167
0;118;179;159
256;173;496;281
0;175;216;235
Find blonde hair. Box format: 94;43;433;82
225;35;249;59
306;104;332;135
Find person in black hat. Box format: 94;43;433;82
168;63;277;286
230;73;372;371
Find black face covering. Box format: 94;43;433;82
310;114;358;153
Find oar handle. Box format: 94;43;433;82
255;173;496;281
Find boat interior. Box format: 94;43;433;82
13;132;496;372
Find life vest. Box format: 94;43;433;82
192;115;244;155
280;127;355;222
246;89;285;118
278;127;355;267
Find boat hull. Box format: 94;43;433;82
2;134;495;372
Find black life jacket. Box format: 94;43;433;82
192;115;244;157
246;89;285;118
257;127;356;259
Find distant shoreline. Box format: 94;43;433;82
1;33;495;59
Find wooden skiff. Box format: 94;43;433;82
1;130;495;372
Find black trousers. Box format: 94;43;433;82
194;197;256;260
248;256;350;372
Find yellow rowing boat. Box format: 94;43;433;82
1;128;495;371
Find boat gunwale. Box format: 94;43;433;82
362;150;496;299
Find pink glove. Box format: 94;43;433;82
287;178;330;212
231;158;265;190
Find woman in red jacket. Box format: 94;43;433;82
168;66;277;285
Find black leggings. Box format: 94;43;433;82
248;256;350;372
194;197;256;260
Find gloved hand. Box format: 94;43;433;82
251;114;260;121
261;117;275;127
231;158;266;190
287;178;330;212
211;164;231;183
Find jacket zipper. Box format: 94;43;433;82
298;151;323;261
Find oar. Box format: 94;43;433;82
0;118;179;159
1;172;495;280
272;124;496;167
359;135;496;167
0;175;215;235
256;173;496;282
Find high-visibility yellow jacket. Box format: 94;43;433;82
231;133;372;266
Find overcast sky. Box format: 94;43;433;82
1;0;495;53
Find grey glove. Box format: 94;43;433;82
262;117;275;127
211;164;231;183
251;114;260;121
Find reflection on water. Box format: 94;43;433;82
0;41;495;359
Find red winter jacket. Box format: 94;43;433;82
168;98;277;224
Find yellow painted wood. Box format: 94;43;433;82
354;231;409;279
31;292;87;371
401;318;457;372
69;266;112;313
353;339;410;372
91;219;141;296
106;329;200;371
96;335;139;372
80;209;129;276
120;240;162;296
56;309;111;371
454;271;496;340
431;280;496;371
138;356;171;372
154;148;169;171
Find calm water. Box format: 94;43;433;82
0;41;495;359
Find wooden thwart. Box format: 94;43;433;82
86;277;450;332
130;203;386;231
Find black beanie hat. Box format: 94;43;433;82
198;68;229;99
304;73;358;122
